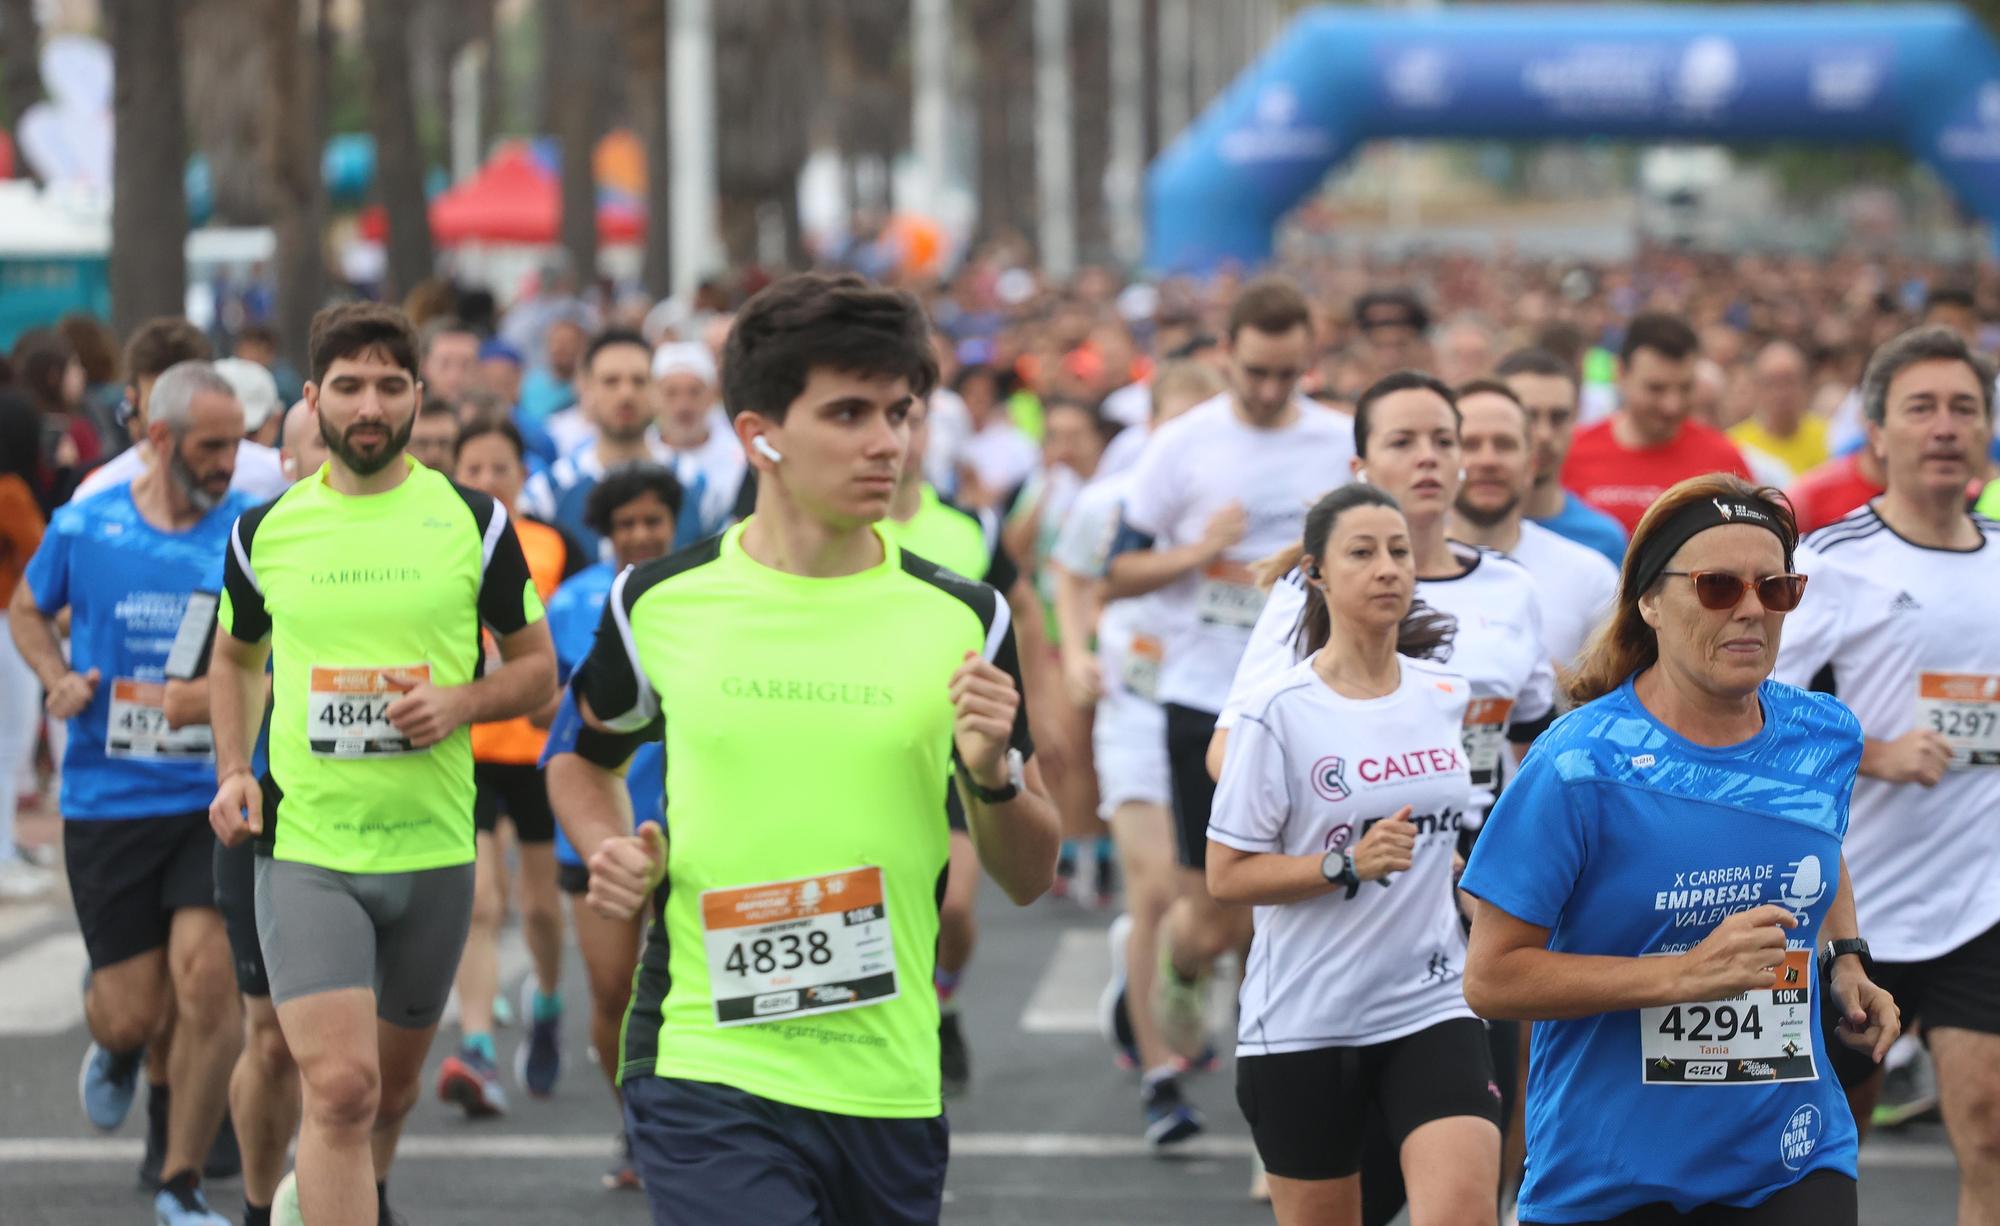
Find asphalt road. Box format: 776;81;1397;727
0;854;1964;1225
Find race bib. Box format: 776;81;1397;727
1120;634;1163;701
1196;560;1263;630
1641;950;1816;1085
1917;672;2000;768
1461;697;1515;793
106;679;214;761
307;664;430;758
701;866;899;1027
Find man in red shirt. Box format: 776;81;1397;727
1561;313;1753;533
1788;446;1887;535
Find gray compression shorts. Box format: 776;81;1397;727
254;856;475;1028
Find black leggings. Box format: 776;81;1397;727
1523;1169;1856;1226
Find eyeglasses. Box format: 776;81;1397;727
1657;570;1808;612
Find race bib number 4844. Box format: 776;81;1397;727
307;664;429;758
701;866;898;1027
1641;950;1816;1085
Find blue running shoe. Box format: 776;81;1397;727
152;1176;230;1225
438;1045;509;1118
516;981;562;1098
1141;1074;1204;1151
79;1042;142;1132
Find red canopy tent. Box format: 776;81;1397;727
359;141;644;246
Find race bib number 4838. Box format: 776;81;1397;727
701;866;898;1027
307;664;429;758
1641;950;1816;1085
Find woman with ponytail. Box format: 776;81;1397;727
1207;484;1502;1226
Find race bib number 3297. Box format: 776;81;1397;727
701;866;898;1028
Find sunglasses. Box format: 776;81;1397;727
1658;570;1807;612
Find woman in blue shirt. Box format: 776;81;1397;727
1461;474;1900;1225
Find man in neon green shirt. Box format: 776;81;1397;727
207;303;556;1226
558;273;1060;1224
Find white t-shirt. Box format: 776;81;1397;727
924;388;974;498
1096;424;1149;480
1052;471;1168;706
1506;519;1619;668
1219;544;1556;806
1789;506;2000;962
1211;654;1479;1054
73;438;288;504
960;421;1040;498
1102;380;1152;428
668;407;749;537
1119;394;1357;713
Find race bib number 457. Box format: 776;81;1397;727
1641;950;1816;1085
701;866;898;1027
307;664;429;758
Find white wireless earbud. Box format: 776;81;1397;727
1355;467;1368;483
752;436;783;464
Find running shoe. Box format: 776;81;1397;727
1872;1042;1940;1130
1098;914;1139;1071
939;1008;972;1097
492;990;515;1028
1049;845;1078;901
437;1045;510;1117
78;1041;142;1132
271;1171;303;1226
1173;1042;1221;1077
603;1130;643;1191
1092;851;1119;909
515;981;562;1098
1248;1151;1270;1202
1140;1074;1204;1150
1152;937;1209;1061
152;1174;230;1225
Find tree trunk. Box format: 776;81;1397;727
1071;0;1110;262
108;0;188;336
186;0;269;225
1;0;43;182
972;0;1031;245
363;0;435;299
267;0;329;370
554;4;607;284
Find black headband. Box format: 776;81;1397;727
1625;494;1794;601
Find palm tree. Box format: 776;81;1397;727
107;0;190;335
265;0;331;368
1;0;43;184
363;0;435;299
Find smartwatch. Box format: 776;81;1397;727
1820;937;1872;981
965;748;1025;805
1320;848;1361;899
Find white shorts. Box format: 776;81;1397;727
1092;688;1170;819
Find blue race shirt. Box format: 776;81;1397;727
25;486;255;819
522;445;707;562
1531;491;1627;567
547;563;617;682
1460;677;1862;1223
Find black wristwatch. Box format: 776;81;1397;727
1320;848;1362;899
1820;938;1872;982
965;749;1024;805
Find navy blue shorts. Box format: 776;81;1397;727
623;1076;949;1226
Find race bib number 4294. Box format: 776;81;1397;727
701;866;898;1028
1640;950;1816;1085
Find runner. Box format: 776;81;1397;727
1105;275;1355;1064
1210;483;1500;1226
1795;325;2000;1222
1449;379;1619;669
1730;342;1829;481
521;328;685;558
75;318;285;503
1559;313;1754;536
407;399;462;475
542;464;682;1191
881;392;1043;1097
0;394;51;900
205;302;557;1226
1494;348;1627;564
1460;474;1898;1226
276;400;330;484
1048;360;1222;1146
437;419;584;1117
651;341;748;544
11;360;254;1225
562;272;1060;1224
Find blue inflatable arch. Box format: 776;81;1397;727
1146;5;2000;271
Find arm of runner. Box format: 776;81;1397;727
1102;502;1245;600
1821;857;1900;1063
952;621;1061;905
8;579;97;719
1050;563;1103;707
207;630;270;846
1858;729;1953;787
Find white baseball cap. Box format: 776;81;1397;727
213;357;282;433
651;341;717;385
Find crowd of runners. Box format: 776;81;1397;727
2;247;1999;1226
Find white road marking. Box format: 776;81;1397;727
0;1133;1959;1168
0;897;65;945
0;933;87;1035
1019;928;1109;1033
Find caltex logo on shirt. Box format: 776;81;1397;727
1311;755;1351;802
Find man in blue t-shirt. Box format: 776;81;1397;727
8;361;253;1226
1500;348;1627;564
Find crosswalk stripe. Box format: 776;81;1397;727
1019;928;1109;1033
0;932;86;1035
0;1132;1960;1168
